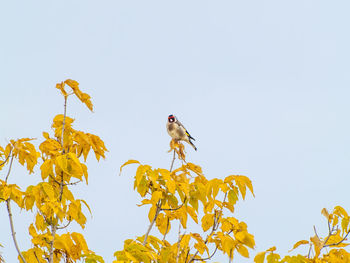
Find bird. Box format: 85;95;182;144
166;114;197;151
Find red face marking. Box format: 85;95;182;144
168;115;175;122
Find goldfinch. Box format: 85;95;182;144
166;114;197;151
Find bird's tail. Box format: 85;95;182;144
188;139;197;151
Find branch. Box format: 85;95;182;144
143;202;161;245
307;244;313;258
33;251;40;263
193;245;218;261
189;193;227;263
0;148;12;167
49;96;68;263
176;223;182;263
170;150;175;172
162;217;170;242
5;155;14;183
6;200;27;263
57;219;72;230
324;230;350;248
161;197;187;211
64;180;82;186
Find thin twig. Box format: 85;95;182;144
324;230;350;248
6;200;27;263
143;202;161;245
176;223;182;263
189;193;227;263
170;150;176;172
162;217;170;242
193;245;218;261
0;148;12;167
313;225;320;239
34;251;40;263
161;197;187;211
65;180;82;186
5;155;14;183
229;249;233;263
57;219;72;230
307;244;313;258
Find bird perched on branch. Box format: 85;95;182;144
166;114;197;151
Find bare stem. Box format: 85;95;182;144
5;155;14;183
193;245;218;261
176;223;182;263
143;203;161;245
162;217;170;242
49;95;68;263
6;200;27;263
170;150;176;172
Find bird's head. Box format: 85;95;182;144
168;114;176;123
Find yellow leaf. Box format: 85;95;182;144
148;205;157;223
266;253;281;262
180;234;191;249
334;206;349;218
151;191;163;204
228;189;238;205
187;206;198;224
56;82;68;96
156;214;169;235
236;243;249;258
321;208;330;220
35;213;45;231
310;235;323;257
119;160;140;175
341;217;349;234
266;246;276;252
40;159;53;181
289;240;309;252
254;252;266;263
41;183;55;200
80;199;92;216
178;207;188;228
56;153;83;178
201;213;214;232
235;231;255;249
29;224;37;237
42;132;50;139
64;79;94;111
81;163;88;184
71;232;89;253
221;236;235;256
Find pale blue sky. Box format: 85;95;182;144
1;1;350;262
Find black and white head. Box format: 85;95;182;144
168;114;176;123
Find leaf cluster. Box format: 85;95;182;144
115;142;255;262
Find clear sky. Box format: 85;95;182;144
1;0;350;262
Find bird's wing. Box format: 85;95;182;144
176;119;195;141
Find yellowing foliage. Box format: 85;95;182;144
115;141;256;262
254;206;350;263
1;80;105;263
